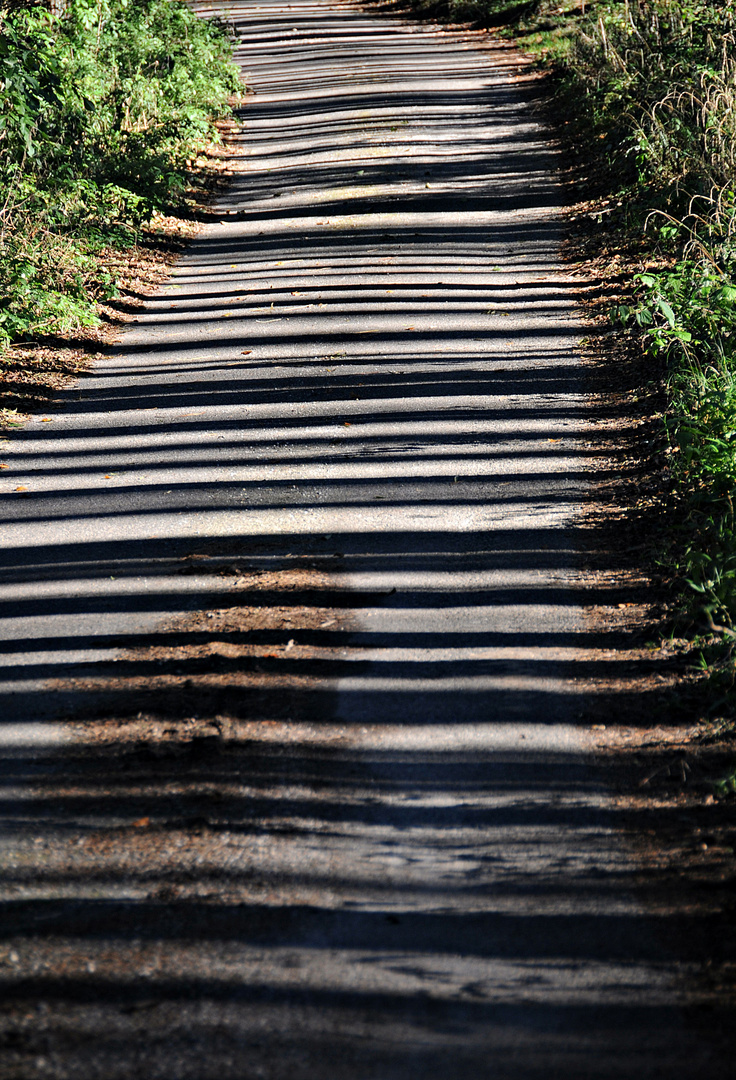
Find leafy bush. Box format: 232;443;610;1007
0;0;241;346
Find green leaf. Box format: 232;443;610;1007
657;299;676;327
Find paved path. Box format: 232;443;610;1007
0;2;730;1077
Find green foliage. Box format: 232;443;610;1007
638;257;736;625
0;7;63;161
566;2;736;203
714;765;736;794
0;0;241;347
618;259;736;368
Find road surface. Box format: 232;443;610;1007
0;2;730;1076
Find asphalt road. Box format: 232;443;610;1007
0;2;732;1076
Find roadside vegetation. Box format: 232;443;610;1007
554;2;736;653
0;0;241;418
397;0;736;711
